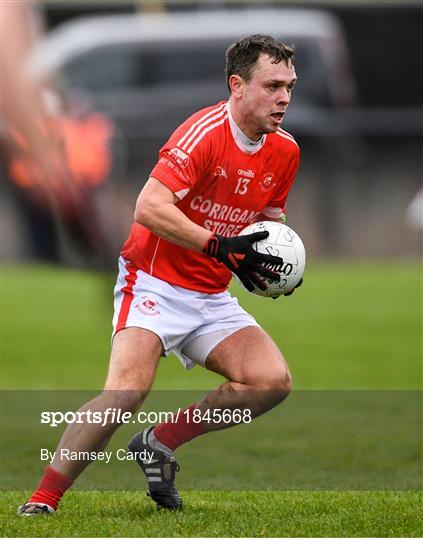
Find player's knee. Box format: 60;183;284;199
277;368;292;396
256;365;292;401
272;369;292;401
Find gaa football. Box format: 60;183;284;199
236;221;306;298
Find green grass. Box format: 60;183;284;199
2;261;422;390
2;491;422;537
1;262;422;536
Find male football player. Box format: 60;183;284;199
18;33;302;514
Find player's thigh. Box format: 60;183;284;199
205;326;291;389
105;327;163;392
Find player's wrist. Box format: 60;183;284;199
203;233;223;260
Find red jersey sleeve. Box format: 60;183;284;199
150;115;215;200
262;145;300;221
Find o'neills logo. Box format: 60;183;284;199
263;260;294;276
238;168;255;179
169;147;190;168
259;172;276;192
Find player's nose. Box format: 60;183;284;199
277;87;291;105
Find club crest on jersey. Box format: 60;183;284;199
259;172;276;192
135;296;160;316
214;165;227;179
169;147;190;168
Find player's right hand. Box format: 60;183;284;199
203;231;283;292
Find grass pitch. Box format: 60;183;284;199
1;261;422;537
2;491;422;537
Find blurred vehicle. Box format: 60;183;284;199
28;8;355;182
5;7;420;263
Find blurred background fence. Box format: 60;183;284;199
1;0;422;267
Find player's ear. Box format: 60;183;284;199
229;74;244;98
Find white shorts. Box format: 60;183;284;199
112;256;259;369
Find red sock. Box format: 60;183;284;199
153;403;207;452
29;465;73;510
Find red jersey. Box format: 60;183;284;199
121;101;300;293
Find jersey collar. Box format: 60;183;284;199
226;102;266;155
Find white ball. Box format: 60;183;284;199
235;221;306;298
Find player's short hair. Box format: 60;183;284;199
226;34;294;92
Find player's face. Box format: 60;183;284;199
235;54;297;141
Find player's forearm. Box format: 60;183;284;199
136;201;212;252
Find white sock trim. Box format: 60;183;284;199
147;429;174;456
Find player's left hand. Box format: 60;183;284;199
203;231;282;292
